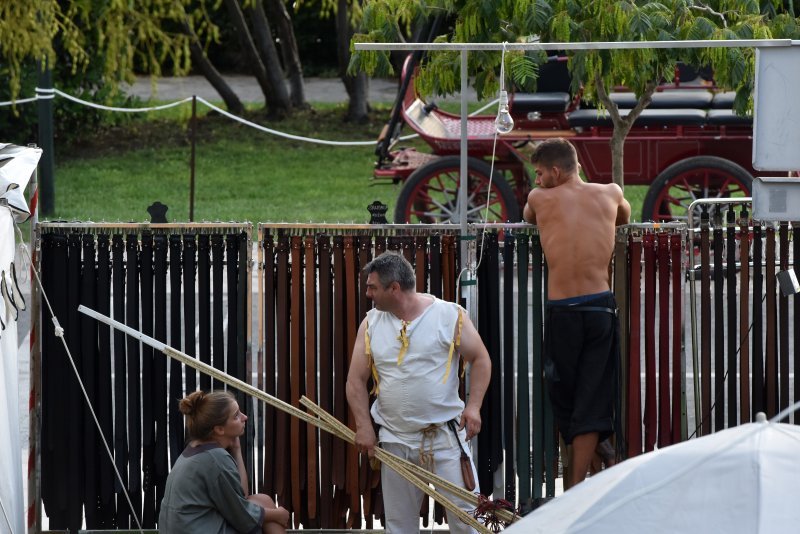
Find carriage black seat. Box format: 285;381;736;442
609;90;713;109
511;92;572;114
706;109;752;125
710;91;737;109
567;108;708;128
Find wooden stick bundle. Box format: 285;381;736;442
77;305;505;533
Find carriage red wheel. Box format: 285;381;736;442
394;156;520;224
641;156;752;223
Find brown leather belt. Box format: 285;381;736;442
304;235;319;522
290;235;303;524
642;233;656;452
700;213;711;436
442;234;455;303
657;233;671;447
343;236;360;527
262;233;276;496
752;224;764;416
415;236;427;293
317;235;333;525
626;236;642;456
670;233;682;443
429;235;442;299
331;235;346;528
275;235;290;504
738;211;750;423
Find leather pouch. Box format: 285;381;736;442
448;420;476;491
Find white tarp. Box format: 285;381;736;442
0;143;41;534
507;417;800;534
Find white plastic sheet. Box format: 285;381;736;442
507;419;800;534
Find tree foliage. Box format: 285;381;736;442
0;0;201;101
352;0;800;186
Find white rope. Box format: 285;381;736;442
53;89;193;112
194;97;375;146
13;224;145;534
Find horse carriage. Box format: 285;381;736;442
374;56;757;223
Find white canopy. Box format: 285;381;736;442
507;417;800;534
0;143;41;534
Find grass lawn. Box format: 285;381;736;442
47;100;648;224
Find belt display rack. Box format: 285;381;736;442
43;217;800;531
35;223;251;531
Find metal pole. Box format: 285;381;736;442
190;95;197;222
459;50;468;244
36;62;55;216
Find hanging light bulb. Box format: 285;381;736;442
495;90;514;134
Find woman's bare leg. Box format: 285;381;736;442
247;493;288;534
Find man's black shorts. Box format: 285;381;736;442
543;291;618;445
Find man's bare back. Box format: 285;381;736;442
523;142;630;300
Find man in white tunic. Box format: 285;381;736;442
346;252;491;533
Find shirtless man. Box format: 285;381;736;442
523;138;630;488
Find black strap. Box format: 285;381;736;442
446;420;470;459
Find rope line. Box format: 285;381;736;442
13;224;145;534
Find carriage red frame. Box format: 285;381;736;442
375;57;761;224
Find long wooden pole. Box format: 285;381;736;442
77;305;495;533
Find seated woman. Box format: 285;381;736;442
159;390;289;533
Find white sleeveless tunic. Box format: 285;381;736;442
367;295;464;444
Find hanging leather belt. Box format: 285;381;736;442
80;234;100;526
169;234;184;469
442;234;455;303
752;224;764;417
765;227;777;417
317;235;333;525
197;234;212;392
503;233;516;502
262;233;276;497
779;223;789;413
126;234;143;524
726;210;738;427
670;233;683;443
212;234;225;390
657;233;671;448
139;233;155;526
290;235;303;524
183;235;198;398
516;234;531;503
343;236;361;528
304;235;319;522
642;233;656;452
331;235;346;528
738;210;751;423
275;234;290;505
699;213;711;436
152;234;168;511
713;222;724;431
626;236;642;457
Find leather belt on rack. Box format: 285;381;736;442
699;214;711;436
139;233;155;526
290;235;303;524
262;233;276;497
331;236;346;528
80;234;100;526
153;235;169;513
657;233;671;448
317;235;333;525
442;234;455;303
126;234;143;524
344;236;361;527
765;227;777;416
169;234;184;470
738;210;751;423
626;236;642;457
642;233;656;452
726;211;738;427
516;234;531;502
779;223;789;413
752;224;764;417
96;234;116;524
197;234;212;392
111;234;129;527
304;235;319;522
275;235;290;504
503;233;516;502
212;234;225;390
670;233;682;443
713;223;723;431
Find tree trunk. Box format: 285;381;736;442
245;0;293;112
223;0;291;118
183;21;244;115
336;0;369;122
595;73;656;188
263;0;307;108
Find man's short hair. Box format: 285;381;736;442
530;138;578;174
363;252;416;291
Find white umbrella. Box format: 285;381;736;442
507;411;800;534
